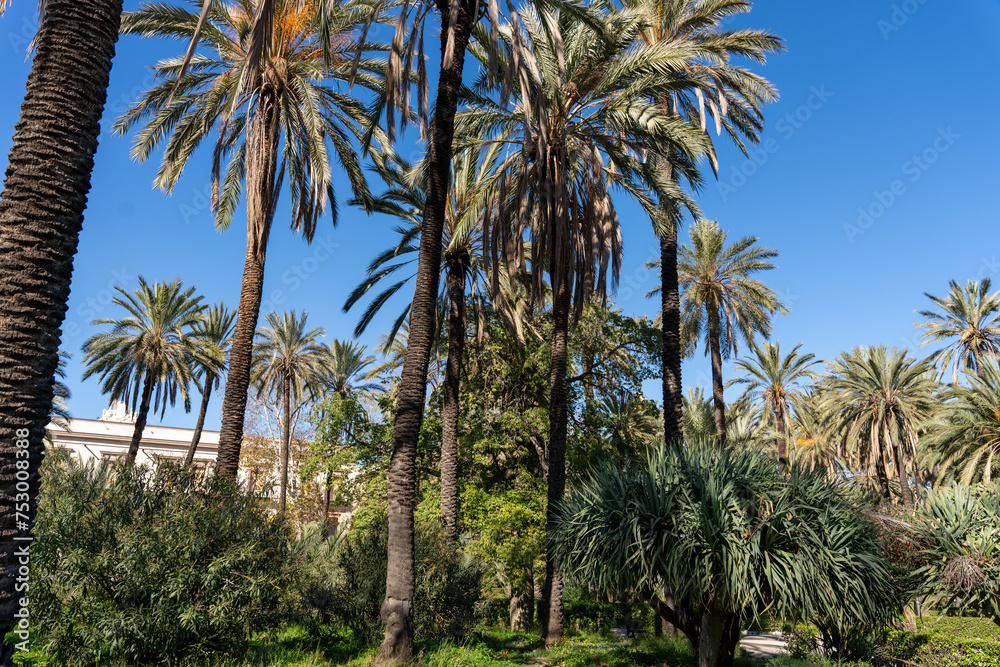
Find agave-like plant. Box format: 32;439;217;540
910;484;1000;628
554;439;900;667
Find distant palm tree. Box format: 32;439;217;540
252;311;327;513
115;0;380;479
788;389;842;481
322;339;381;399
82;277;205;464
679;220;787;445
730;342;818;465
820;346;938;507
45;352;73;444
922;361;1000;484
915;279;1000;383
185;303;236;465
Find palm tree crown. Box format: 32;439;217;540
819;345;938;507
922;360;1000;484
915;278;1000;383
82;276;205;463
115;0;382;478
323;339;381;399
730;341;818;464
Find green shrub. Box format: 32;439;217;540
322;517;484;644
31;458;294;666
884;630;1000;667
917;615;1000;641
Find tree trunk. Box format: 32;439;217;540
440;260;466;543
708;309;727;446
698;610;729;667
542;268;572;645
373;2;474;663
718;615;742;667
0;1;123;662
510;567;534;631
774;403;788;467
876;453;893;502
184;385;211;466
124;369;156;465
279;374;291;514
895;439;913;508
323;477;332;537
659;208;684;446
216;87;281;479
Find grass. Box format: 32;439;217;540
172;627;769;667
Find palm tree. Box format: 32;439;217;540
788;388;841;481
820;346;938;507
251;310;327;514
322;339;381;399
679;219;787;446
922;361;1000;484
82;277;205;464
346;146;504;542
0;1;123;651
459;5;713;642
114;0;380;480
915;279;1000;383
630;0;782;445
730;341;818;465
185;303;236;465
466;6;706;643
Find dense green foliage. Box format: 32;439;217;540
555;439;901;663
31;455;294;666
316;518;484;644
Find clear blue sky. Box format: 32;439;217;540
1;0;999;430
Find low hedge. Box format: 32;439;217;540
883;630;1000;667
916;616;1000;642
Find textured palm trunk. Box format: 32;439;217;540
707;309;727;446
279;374;291;514
184;384;212;466
656;153;684;446
542;269;572;646
774;402;788;467
373;2;474;663
895;438;913;508
216;89;281;478
660;219;684;444
509;566;534;631
698;610;728;667
124;369;156;464
440;260;466;543
0;1;123;662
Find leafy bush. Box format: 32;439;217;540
917;615;1000;641
883;630;1000;667
31;458;294;666
322;517;484;644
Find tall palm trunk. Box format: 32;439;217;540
894;435;914;508
440;259;466;543
216;89;281;478
707;308;726;445
774;403;788;467
184;383;212;466
660;217;684;444
279;374;291;514
0;1;123;661
542;269;572;645
374;3;474;663
125;368;156;464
